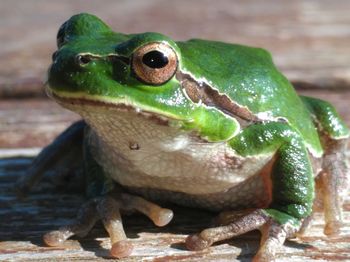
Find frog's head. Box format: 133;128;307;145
47;13;239;141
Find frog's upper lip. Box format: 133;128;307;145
46;86;174;126
49;89;133;110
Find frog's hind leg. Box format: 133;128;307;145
187;209;297;261
301;96;350;235
43;198;99;247
100;191;173;258
187;122;315;261
16;120;86;196
107;192;173;257
298;138;349;237
43;194;133;258
187;210;298;261
317;137;349;235
43;195;133;258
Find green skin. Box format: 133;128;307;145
47;13;349;249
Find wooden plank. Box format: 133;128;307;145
0;154;350;261
0;98;79;148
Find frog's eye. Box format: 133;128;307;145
132;42;178;85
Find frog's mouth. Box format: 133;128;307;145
46;86;176;127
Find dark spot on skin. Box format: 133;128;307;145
129;142;140;150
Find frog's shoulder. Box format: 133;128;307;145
176;39;323;157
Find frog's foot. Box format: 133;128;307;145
186;209;296;262
43;193;173;258
296;214;314;237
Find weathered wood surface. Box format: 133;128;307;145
1;0;350;261
0;153;350;262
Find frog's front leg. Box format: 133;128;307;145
43;135;174;258
44;191;173;258
186;122;314;261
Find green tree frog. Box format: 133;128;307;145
19;13;350;261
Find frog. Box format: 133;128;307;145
17;13;349;261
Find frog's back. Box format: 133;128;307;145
177;39;323;156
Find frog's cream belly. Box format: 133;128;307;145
79;107;274;197
125;173;271;211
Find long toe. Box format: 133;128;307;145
185;234;213;251
152;208;174;227
43;230;68;246
110;240;134;258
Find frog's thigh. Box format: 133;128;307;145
16;120;85;196
301;96;350;235
187;122;314;260
230;122;314;222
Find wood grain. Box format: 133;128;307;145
0;155;350;261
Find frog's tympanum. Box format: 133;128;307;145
20;14;349;261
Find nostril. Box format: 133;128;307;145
76;54;92;66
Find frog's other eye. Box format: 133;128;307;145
132;42;178;85
56;21;68;48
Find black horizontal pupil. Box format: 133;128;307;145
142;50;169;69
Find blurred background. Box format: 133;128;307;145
1;0;350;149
